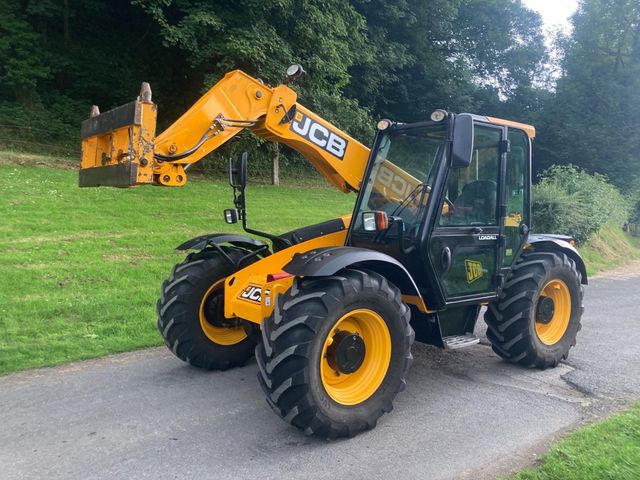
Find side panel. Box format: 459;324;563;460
224;230;348;324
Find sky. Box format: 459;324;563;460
522;0;579;37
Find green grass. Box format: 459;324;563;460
2;150;639;375
581;223;640;276
513;404;640;480
0;159;354;375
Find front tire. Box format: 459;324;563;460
157;248;259;370
256;268;414;438
485;251;584;369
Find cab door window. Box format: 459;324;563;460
440;126;501;226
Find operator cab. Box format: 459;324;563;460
348;111;533;311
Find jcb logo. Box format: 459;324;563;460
291;112;348;159
465;259;483;284
239;285;262;303
375;164;416;200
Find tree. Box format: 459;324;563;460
0;0;550;175
537;0;640;190
0;1;50;107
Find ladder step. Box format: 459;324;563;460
443;334;480;350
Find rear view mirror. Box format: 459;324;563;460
362;211;389;232
452;114;474;168
229;152;248;189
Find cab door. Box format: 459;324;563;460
428;123;506;303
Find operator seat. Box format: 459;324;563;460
450;179;497;224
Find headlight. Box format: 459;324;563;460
376;119;392;130
430;109;447;122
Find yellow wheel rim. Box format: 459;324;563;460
320;309;392;406
199;279;247;346
535;279;571;345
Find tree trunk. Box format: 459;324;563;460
272;142;280;186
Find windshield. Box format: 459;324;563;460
352;124;448;236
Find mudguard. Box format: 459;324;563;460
527;234;588;285
176;233;266;252
283;246;421;296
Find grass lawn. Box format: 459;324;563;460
1;151;639;375
513;404;640;479
0;160;354;375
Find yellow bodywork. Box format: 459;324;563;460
486;116;536;139
80;100;158;186
81;70;370;190
225;224;349;325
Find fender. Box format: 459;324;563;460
283;246;421;297
176;233;267;252
526;234;588;285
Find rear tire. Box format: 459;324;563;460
256;268;414;438
485;250;584;369
157;248;259;370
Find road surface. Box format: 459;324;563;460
1;266;639;480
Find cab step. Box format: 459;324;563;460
443;334;480;350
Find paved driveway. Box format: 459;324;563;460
1;268;639;480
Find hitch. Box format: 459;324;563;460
79;83;158;187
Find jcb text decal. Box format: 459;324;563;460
465;259;483;284
374;164;417;201
291;112;348;159
239;285;262;303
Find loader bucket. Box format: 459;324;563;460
79;83;157;187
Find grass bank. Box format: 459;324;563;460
0;159;354;375
513;403;640;479
581;223;640;276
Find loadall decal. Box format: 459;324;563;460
477;234;498;241
239;285;262;303
291;112;348;159
465;259;483;284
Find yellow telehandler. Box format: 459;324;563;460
80;65;586;438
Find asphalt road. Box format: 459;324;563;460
2;267;639;480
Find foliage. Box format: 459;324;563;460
1;0;638;216
536;0;640;191
0;0;547;175
532;165;631;244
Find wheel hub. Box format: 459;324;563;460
326;330;366;374
203;291;241;329
536;296;555;325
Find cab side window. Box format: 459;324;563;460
503;129;529;264
440;125;501;226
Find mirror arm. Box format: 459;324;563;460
233;184;291;249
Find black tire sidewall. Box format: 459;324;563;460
159;247;259;367
180;258;256;355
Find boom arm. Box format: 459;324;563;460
80;70;370;192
